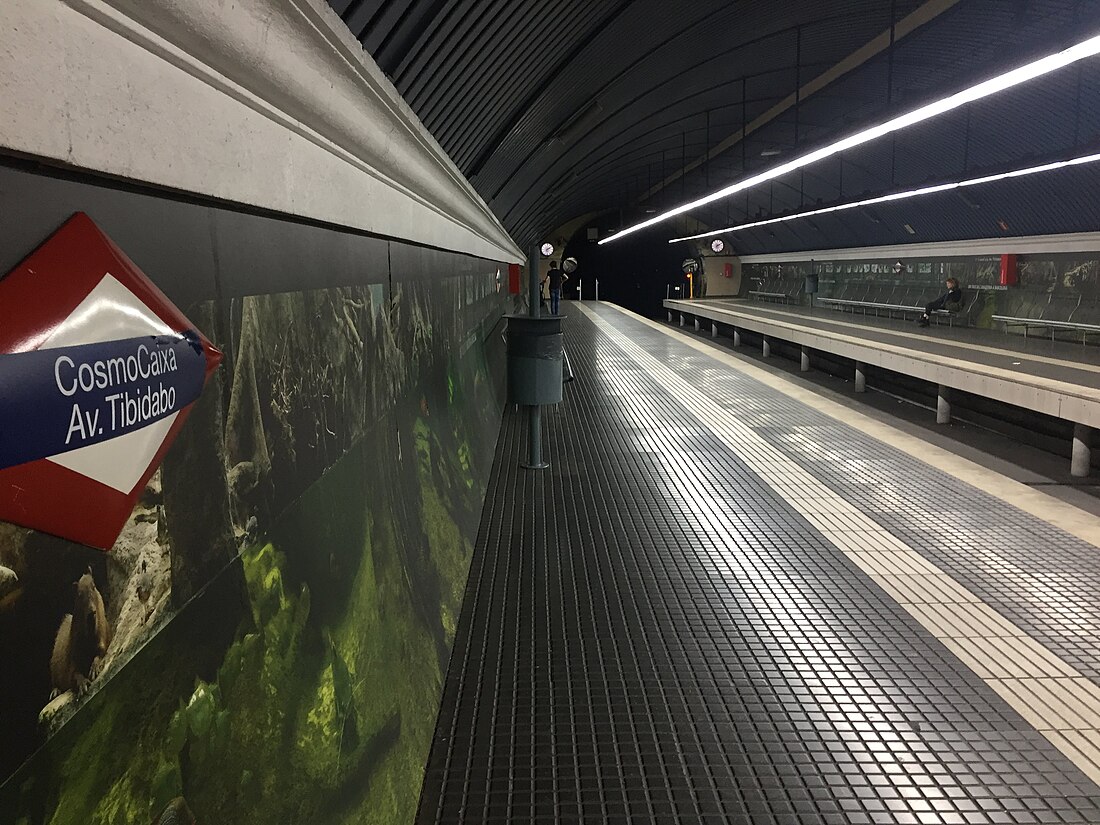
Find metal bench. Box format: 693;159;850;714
748;290;789;304
992;315;1100;343
817;297;966;326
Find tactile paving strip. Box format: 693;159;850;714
417;308;1100;825
646;304;1100;686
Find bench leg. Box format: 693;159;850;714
854;361;866;393
937;385;951;424
711;322;718;338
762;337;771;358
801;346;810;372
1072;424;1092;478
733;329;741;347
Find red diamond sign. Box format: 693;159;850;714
0;213;222;549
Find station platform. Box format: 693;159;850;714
418;301;1100;825
664;298;1100;476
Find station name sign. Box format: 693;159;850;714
0;213;222;549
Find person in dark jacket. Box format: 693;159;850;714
918;277;964;327
547;261;568;315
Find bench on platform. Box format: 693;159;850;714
992;316;1100;342
816;296;967;326
991;293;1100;343
748;290;788;302
748;276;803;305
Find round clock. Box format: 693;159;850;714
710;238;725;254
540;242;555;257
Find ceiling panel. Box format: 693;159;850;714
328;0;1100;253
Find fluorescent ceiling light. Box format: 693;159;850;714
600;32;1100;245
667;151;1100;242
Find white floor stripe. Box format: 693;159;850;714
579;301;1100;785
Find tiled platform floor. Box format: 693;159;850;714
417;303;1100;825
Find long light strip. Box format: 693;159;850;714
667;151;1100;243
599;32;1100;245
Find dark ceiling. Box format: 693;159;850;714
328;0;1100;256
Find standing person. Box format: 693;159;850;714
918;277;964;327
548;260;568;315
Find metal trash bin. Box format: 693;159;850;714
506;314;564;405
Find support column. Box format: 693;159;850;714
667;310;672;323
694;317;700;332
679;313;685;327
854;361;866;393
733;329;741;347
937;384;951;424
762;336;771;358
711;322;718;338
800;346;810;372
1072;423;1093;478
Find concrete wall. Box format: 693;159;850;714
0;0;522;263
0;162;513;824
0;2;525;820
702;255;743;297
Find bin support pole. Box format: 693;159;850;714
529;242;540;321
524;242;548;469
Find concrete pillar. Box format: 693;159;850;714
733;329;741;347
667;310;672;323
711;322;718;338
679;313;685;327
854;361;866;393
694;317;700;332
1072;423;1093;478
800;346;810;372
762;337;771;358
937;384;951;424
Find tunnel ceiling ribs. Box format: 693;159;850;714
329;0;1100;254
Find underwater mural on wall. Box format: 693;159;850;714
0;266;508;825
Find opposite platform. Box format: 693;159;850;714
663;299;1100;469
418;301;1100;825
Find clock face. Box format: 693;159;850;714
710;238;725;253
540;242;555;256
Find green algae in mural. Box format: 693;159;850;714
4;417;488;825
0;270;506;825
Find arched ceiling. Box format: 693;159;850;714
327;0;1100;256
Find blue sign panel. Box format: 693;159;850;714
0;332;206;471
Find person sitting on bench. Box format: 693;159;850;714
918;277;964;327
